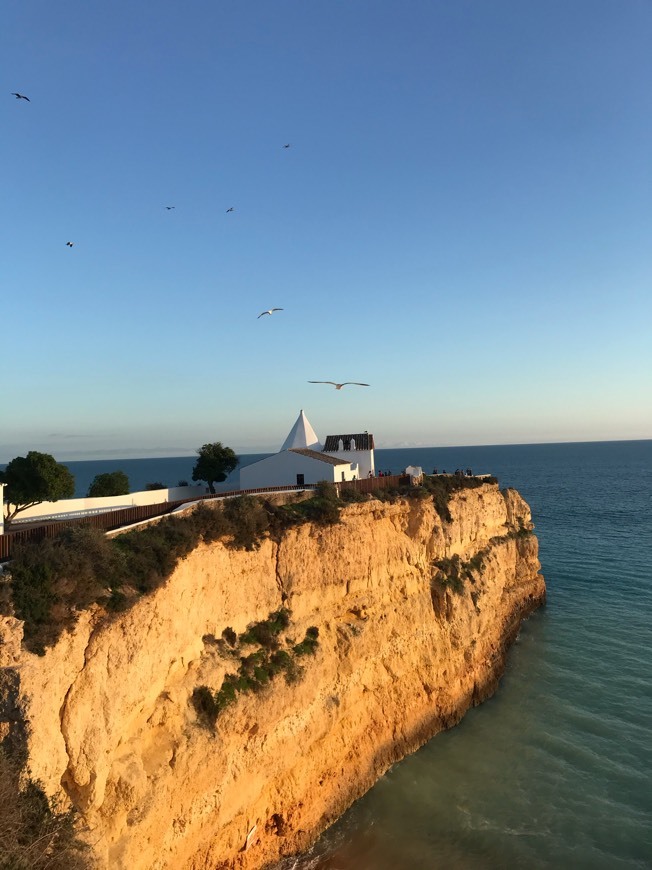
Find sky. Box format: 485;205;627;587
2;0;651;460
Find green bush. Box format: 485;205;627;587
190;613;319;725
239;609;290;648
339;487;369;503
293;626;320;657
222;496;270;550
276;484;341;525
8;527;126;654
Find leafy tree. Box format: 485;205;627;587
0;451;75;525
192;442;238;494
87;471;130;498
145;481;166;491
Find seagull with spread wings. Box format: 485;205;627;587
308;381;370;390
226;207;235;213
258;308;284;319
165;206;175;210
12;92;30;101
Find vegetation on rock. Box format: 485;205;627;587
1;477;500;656
191;611;319;728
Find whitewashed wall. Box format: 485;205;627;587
240;450;357;489
324;447;375;478
5;485;206;525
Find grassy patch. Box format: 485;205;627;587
432;550;489;595
191;616;319;728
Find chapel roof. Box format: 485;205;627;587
323;433;375;452
280;410;321;452
288;448;350;466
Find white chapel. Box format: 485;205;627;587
239;411;375;489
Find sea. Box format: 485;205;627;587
3;440;652;868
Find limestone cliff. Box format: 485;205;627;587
0;484;545;869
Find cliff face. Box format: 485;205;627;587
0;484;545;869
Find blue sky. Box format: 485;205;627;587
3;0;651;460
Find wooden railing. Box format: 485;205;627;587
340;474;410;493
0;484;316;561
0;477;413;561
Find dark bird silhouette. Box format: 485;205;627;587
165;206;175;210
283;143;291;148
258;308;284;319
12;93;30;101
226;207;234;213
66;242;74;247
308;381;370;390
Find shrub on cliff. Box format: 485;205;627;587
422;475;494;522
7;527;126;655
221;496;270;550
0;750;91;869
3;493;339;655
275;480;341;526
190;618;319;727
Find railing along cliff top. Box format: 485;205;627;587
0;475;412;561
0;484;314;561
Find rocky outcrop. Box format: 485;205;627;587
0;484;544;869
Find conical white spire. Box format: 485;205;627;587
280;410;321;451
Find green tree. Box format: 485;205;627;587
1;451;75;525
87;471;130;498
192;442;238;494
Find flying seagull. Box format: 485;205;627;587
165;206;175;210
258;308;283;318
226;207;234;213
308;381;370;390
66;242;74;247
283;143;291;148
12;93;30;101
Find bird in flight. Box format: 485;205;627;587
12;93;30;101
308;381;370;390
226;207;234;213
66;242;74;247
165;206;175;210
258;308;284;319
283;143;291;148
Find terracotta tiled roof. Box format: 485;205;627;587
323;433;374;452
288;448;350;466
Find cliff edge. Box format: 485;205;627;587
0;483;545;869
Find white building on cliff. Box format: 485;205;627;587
239;411;375;489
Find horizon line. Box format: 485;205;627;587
2;436;649;465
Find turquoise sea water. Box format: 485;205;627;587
281;440;652;870
4;441;651;867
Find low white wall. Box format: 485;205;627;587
5;485;206;525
